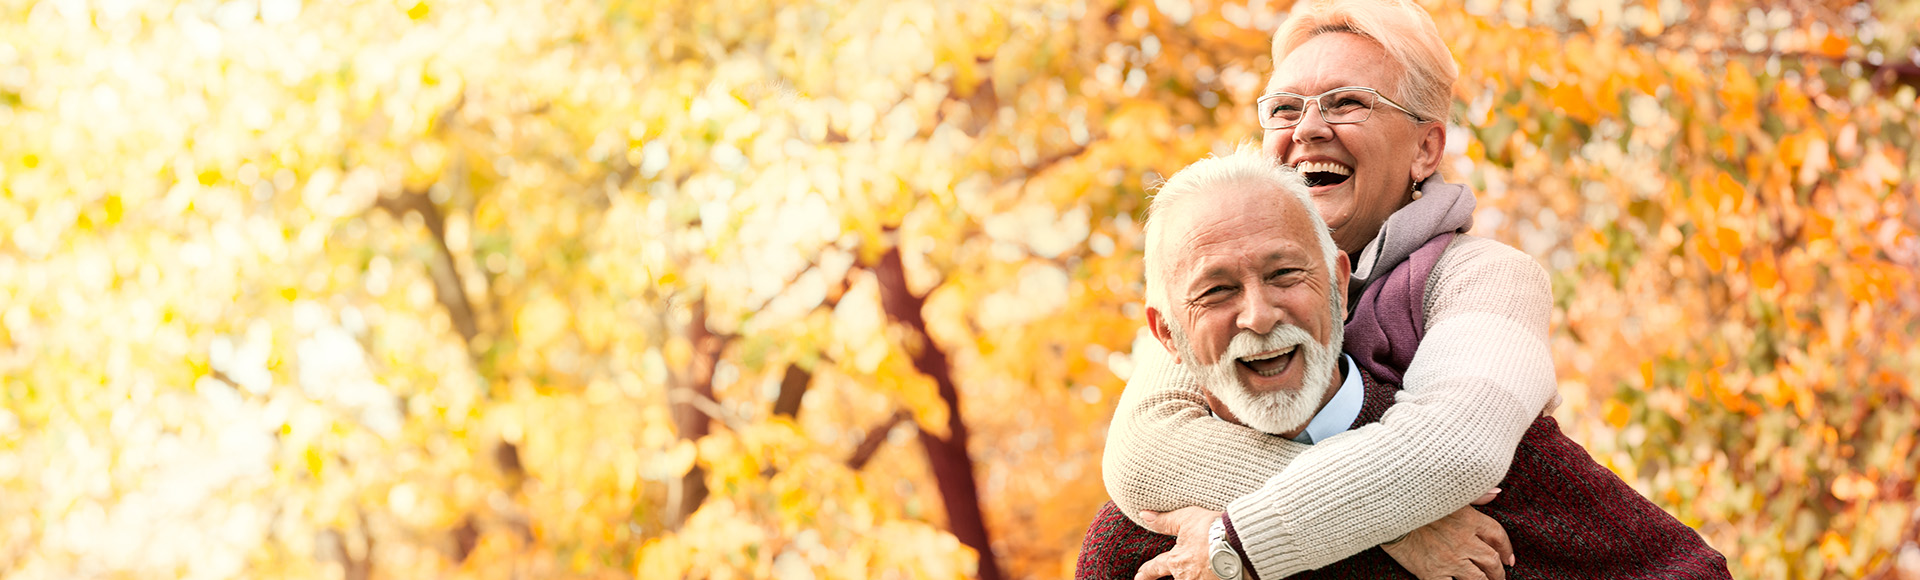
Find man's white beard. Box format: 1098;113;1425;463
1174;322;1341;436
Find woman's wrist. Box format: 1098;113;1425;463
1381;530;1411;546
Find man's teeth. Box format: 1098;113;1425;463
1240;346;1297;363
1294;161;1352;176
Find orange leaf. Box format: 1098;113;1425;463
1755;375;1789;407
1548;83;1598;125
1717;60;1759;127
1816;33;1849;58
1814;210;1840;238
1778;133;1806;168
1603;399;1631;429
1695;236;1723;273
1713;172;1745;212
1751;251;1779;290
1715;227;1742;256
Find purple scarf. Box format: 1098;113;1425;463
1342;175;1475;385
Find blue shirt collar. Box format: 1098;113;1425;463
1292;354;1362;444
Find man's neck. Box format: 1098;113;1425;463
1274;355;1347;439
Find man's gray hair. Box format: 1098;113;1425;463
1143;144;1342;317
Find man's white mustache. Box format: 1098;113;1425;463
1220;325;1314;364
1185;320;1338;437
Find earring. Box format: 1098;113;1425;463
1409;176;1423;201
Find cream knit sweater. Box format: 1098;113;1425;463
1102;234;1561;578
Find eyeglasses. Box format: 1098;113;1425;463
1255;86;1428;130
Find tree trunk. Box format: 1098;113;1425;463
870;247;1003;580
669;296;724;528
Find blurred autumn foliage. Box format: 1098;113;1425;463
1;0;1917;578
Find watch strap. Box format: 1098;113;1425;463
1220;512;1261;580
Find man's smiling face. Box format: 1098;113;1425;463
1150;182;1349;434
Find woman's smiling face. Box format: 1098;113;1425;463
1261;32;1445;255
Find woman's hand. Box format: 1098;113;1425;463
1134;506;1225;580
1379;503;1513;580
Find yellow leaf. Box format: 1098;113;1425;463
305;445;325;477
515;294;570;349
1602;399;1631;429
1818;530;1849;562
662;439;698;478
637;537;693;579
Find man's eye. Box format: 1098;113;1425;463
1202;285;1234;297
1269;268;1302;281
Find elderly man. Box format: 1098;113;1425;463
1075;148;1729;579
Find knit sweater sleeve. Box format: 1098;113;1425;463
1102;235;1559;576
1227;235;1559;575
1102;339;1310;523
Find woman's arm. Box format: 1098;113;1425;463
1100;338;1309;523
1230;236;1558;575
1102;236;1559;577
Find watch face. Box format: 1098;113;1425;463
1210;549;1242;579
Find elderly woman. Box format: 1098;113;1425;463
1096;0;1562;579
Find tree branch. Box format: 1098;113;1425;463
374;189;481;347
1612;27;1920;90
667;385;747;433
846;409;911;470
771;364;812;418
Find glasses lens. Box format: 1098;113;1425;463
1320;89;1376;123
1262;94;1307;127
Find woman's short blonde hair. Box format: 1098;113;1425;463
1143;144;1337;317
1271;0;1457;124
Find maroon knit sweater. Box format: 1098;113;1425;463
1075;368;1732;579
1079;234;1731;579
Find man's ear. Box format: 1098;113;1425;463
1145;306;1183;364
1334;251;1353;303
1411;121;1445;183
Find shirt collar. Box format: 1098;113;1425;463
1292;354;1363;444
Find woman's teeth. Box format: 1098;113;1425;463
1294;161;1352;176
1294;161;1352;188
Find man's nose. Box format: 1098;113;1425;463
1235;285;1282;335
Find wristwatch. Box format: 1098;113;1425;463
1208;517;1244;580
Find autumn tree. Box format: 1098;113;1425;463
1;0;1915;579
